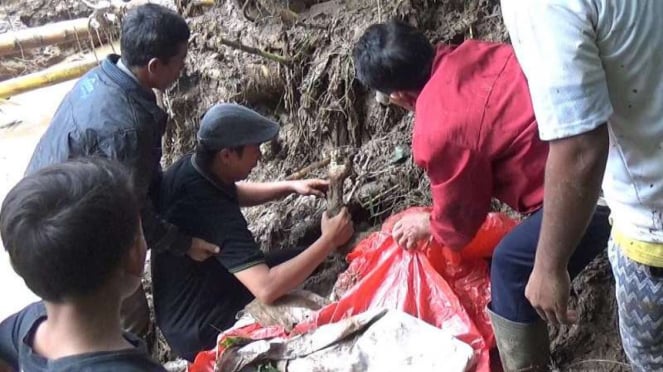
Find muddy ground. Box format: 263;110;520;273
1;0;628;370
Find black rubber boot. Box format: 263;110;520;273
489;309;552;372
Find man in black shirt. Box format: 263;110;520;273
153;103;354;360
0;159;164;371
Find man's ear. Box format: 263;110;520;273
389;91;416;111
125;229;147;277
146;58;161;76
391;91;417;101
404;91;419;102
218;148;233;162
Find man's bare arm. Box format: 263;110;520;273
526;124;609;324
234;208;352;304
236;179;328;207
236;181;294;207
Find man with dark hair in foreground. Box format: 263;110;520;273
0;158;164;371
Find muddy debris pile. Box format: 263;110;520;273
162;0;508;257
159;0;628;368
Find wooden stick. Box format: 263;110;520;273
0;58;98;99
0;18;104;57
285;158;330;180
0;42;119;99
218;37;291;66
326;150;352;217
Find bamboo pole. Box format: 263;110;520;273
0;42;119;99
0;18;102;57
218;37;292;66
0;59;98;99
285;158;330;180
0;0;215;57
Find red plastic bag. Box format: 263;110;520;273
191;207;518;372
296;207;518;372
460;212;519;260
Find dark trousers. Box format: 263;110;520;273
161;248;305;361
490;206;611;323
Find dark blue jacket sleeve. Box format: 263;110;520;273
0;310;21;370
0;302;44;371
95;129;190;255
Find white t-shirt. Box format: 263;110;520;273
502;0;663;242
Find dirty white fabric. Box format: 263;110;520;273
501;0;663;243
218;309;475;372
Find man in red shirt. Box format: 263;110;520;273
353;21;611;370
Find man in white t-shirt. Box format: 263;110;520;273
500;1;663;371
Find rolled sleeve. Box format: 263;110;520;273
502;0;613;141
426;143;493;249
179;201;265;273
210;212;265;273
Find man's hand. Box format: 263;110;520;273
392;211;431;250
290;179;329;197
321;207;354;248
525;265;576;325
187;237;220;261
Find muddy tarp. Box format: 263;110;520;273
218;308;475;372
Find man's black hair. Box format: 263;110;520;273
0;158;139;303
194;144;217;171
353;20;435;94
120;4;190;68
194;144;246;172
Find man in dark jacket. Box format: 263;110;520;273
24;4;219;337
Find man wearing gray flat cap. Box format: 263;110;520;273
151;103;354;360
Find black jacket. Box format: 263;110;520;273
25;54;190;254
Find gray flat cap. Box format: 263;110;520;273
197;103;280;150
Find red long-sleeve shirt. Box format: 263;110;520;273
413;40;548;249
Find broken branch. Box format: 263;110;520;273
0;58;98;99
0;42;119;99
218;37;291;66
286;158;331;180
0;18;104;57
326;149;353;217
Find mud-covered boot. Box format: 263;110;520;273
489;309;551;372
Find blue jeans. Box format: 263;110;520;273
490;206;611;323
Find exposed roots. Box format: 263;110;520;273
157;0;626;368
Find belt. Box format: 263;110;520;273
613;228;663;268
